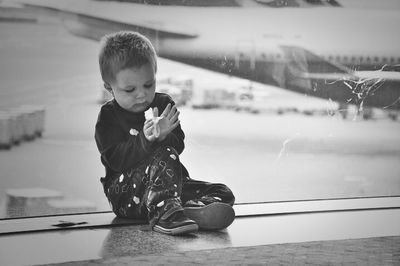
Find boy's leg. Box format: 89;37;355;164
105;162;148;220
181;179;236;230
181;179;235;206
105;146;198;235
143;146;197;235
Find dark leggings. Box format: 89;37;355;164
105;146;235;226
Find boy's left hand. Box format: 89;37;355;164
153;103;180;141
143;119;160;142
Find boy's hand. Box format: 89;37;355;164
154;103;180;141
143;119;160;142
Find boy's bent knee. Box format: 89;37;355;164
154;146;179;161
158;146;178;155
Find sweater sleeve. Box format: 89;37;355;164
156;95;185;154
95;107;157;173
159;123;185;154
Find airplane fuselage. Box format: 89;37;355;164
25;0;400;109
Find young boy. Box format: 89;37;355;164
95;31;235;235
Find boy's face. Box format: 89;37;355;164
110;63;156;113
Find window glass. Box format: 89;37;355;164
0;0;399;219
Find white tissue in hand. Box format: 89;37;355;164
144;108;153;120
145;108;160;137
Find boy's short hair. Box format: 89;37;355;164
99;31;157;88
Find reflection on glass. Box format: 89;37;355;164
100;218;232;258
0;1;399;219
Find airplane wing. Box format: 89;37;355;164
22;0;198;39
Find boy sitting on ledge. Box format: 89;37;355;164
95;31;235;235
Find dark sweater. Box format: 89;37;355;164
95;92;187;188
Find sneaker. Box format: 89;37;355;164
184;202;235;230
153;210;198;235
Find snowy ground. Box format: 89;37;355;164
0;20;399;218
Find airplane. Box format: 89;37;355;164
19;0;400;111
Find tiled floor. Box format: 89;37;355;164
50;236;400;266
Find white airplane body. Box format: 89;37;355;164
17;0;400;109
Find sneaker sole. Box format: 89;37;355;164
153;223;198;235
184;202;235;230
